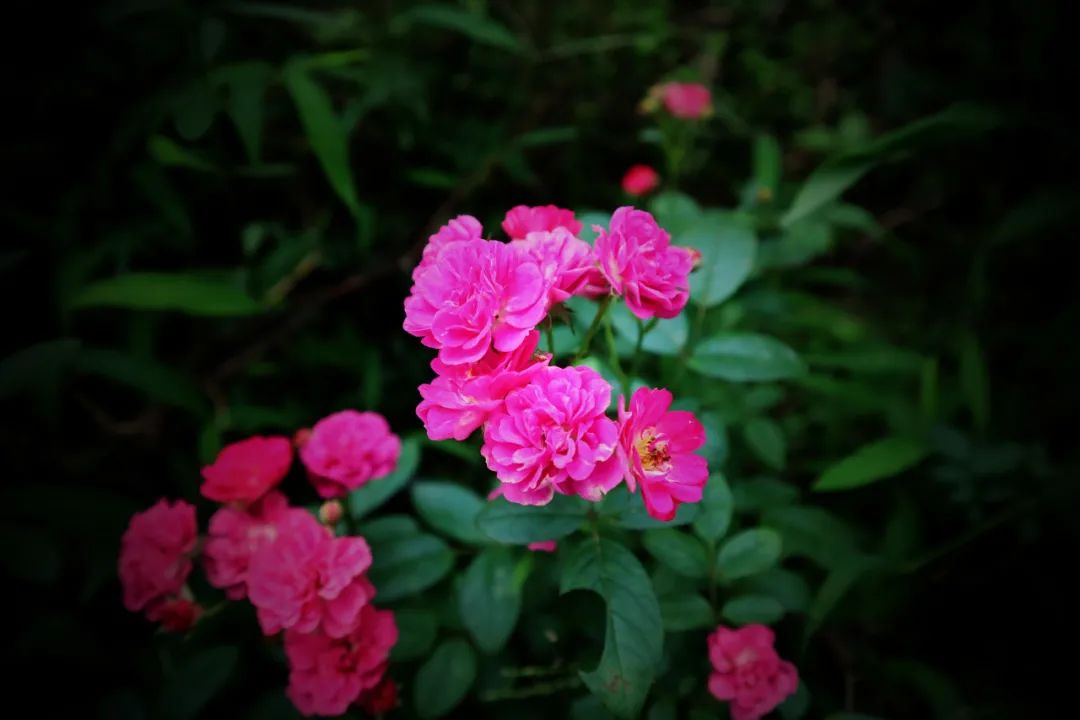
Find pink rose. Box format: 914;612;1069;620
200;435;293;504
285;605;397;717
300;410;401;499
417;329;550;442
659;82;712;119
147;597;202;633
247;511;376;638
358;677;398;716
481;365;623;505
512;228;599;304
617;387;708;521
414;214;483;280
622;165;660;196
595;206;692;320
708;625;799;720
202;490;301;600
502;205;583;241
527;541;558;553
118;499;197;614
404;237;549;365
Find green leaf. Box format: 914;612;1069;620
642;314;688;356
814;437;929;492
477;494;587;543
561;538;663;719
214;62;273;163
406;5;522;53
763;505;858;570
733;478;799;512
743;417;786;470
148;135;217;172
368;532;453;602
738;568;811;613
600;486;700;529
658;593;714;631
413;639;477;718
76;349;208;418
283;60;361;216
716;528;782;582
348;436;420;518
459;547;525;653
649;191;702;239
0;339;80;401
959;333;990;434
361;514;420;544
390;609;437;661
721;594;785;625
779;683;811;720
643;529;710;578
781;157;872;228
71;273;261;316
753;134;782;199
411;481;486;544
692;473;733;543
804;553;878;645
160;647;237;720
686;212;758;307
690;333;805;382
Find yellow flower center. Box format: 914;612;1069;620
635;430;670;472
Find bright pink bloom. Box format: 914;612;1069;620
595;206;692;320
300;410;401;499
203;491;300;600
622;165;660;196
708;625;799;720
513;228;598;304
617;387;708;521
285;605;397;717
481;366;623;505
148;597;202;633
200;436;292;504
417;330;550;442
527;541;557;553
404;237;549;365
359;677;398;715
659;82;713;119
118;499;197;613
414;214;483;279
247;511;376;638
502;205;582;241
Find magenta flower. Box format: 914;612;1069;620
118;499;197;614
404;237;549;365
147;597;202;633
513;227;598;304
502;204;582;241
247;511;376;638
617;387;708;521
659;82;713;119
299;410;401;499
622;165;660;196
481;365;623;505
595;206;692;319
417;329;550;441
708;625;799;720
200;435;293;504
413;214;483;280
285;605;397;717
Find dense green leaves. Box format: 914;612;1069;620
600;486;699;528
716;528;782;582
368;532;453;602
690;334;805;382
721;594;785;625
459;547;526;653
685;212;757;307
413;639;477;718
814;437;929;491
71;273;261;315
411;481;486;544
348;436;421;518
643;529;710;578
390;609;437;661
477;494;587;543
658;593;714;631
692;473;734;543
743;417;786;470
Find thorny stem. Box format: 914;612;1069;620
572;295;613;362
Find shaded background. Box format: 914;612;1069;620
1;1;1077;718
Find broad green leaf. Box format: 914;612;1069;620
738;568;811;613
690;333;805;382
368;532;453;602
781;158;872;228
173;82;217;141
756;221;833;269
348;436;420;518
733;478;799;512
77;349;208;418
390;609;437;661
814;437;929;492
721;594;785;625
649;191;702;239
779;683;811;720
642;314;688;356
658;593;714;631
692;473;733;543
716;528;782;582
148;135;217;172
686;212;757;307
599;486;699;529
413;639;477;718
360;514;420;544
763;505;858;570
71;273;261;316
561;538;663;718
411;481;486;544
743;417;786;470
283;61;361;216
753;134;782;200
459;547;525;653
643;529;709;578
214;62;273;163
0;339;79;400
160;647;237;720
477;494;586;543
406;5;521;53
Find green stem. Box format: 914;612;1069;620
631;318;657;378
572;295;613;362
544;316;555;356
604;314;630;398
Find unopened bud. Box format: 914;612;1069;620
319;499;344;527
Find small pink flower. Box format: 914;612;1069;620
622;165;660;196
247;511;376;638
659;82;713;119
414;214;483;279
147;597;202;633
404;237;549;365
418;329;550;442
285;605;397;717
512;228;598;304
617;387;708;521
708;625;799;720
527;541;557;553
300;410;401;499
203;491;300;600
118;499;197;614
200;436;293;504
502;205;582;241
481;365;623;505
595;206;692;320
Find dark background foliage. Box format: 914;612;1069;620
1;1;1077;718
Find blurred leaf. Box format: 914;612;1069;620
690;333;805;382
562;537;662;719
716;528;782;582
658;593;714;631
214;62;273;163
361;514;420;544
643;529;710;578
412;481;486;544
721;594;785;625
77;349;208;418
779;683;811;720
814;437;929;492
649;191;702;239
173;82;218;141
804;554;879;645
753;134;782;199
738;568;811;613
600;485;699;528
391;609;437;661
743;417;786;470
763;505;858;570
348;436;420;518
781;158;871;229
414;639;477;718
459;547;525;653
477;494;587;543
516;126;577;147
368;532;454;602
825;203;883;238
686;211;757;307
733;478;799;512
160;647;237;720
70;272;261;316
886;659;966;718
0;339;79;400
692;473;733;543
757;221;833;269
404;5;522;54
148;135;216;172
959;333;990;435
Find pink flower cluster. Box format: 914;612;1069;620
708;625;799;720
117;408;403;716
642;81;713;120
404;206;707;521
